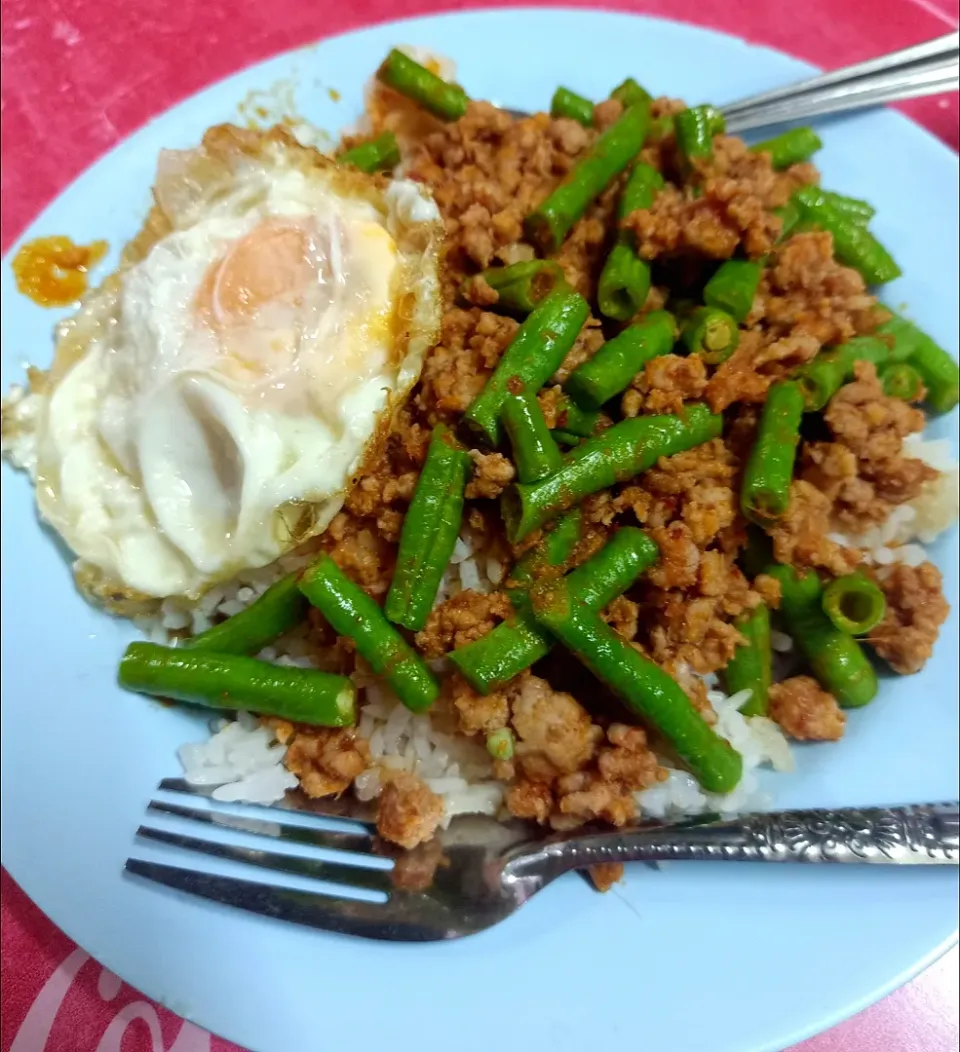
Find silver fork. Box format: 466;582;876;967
502;31;959;131
126;781;958;942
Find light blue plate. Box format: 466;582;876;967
2;10;958;1052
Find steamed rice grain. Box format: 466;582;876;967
178;714;298;803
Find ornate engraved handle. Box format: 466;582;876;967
506;803;959;884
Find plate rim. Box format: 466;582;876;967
2;9;958;1052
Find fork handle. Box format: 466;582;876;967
507;803;959;881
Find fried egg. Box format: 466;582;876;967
2;125;442;606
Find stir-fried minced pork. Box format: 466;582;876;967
823;362;938;515
623;354;707;416
706;330;821;412
416;308;518;421
511;674;603;778
465;450;516;498
416;590;514;658
158;65;953;856
750;232;883;344
270;723;370;798
768;678;846;741
871;562;950;675
767;481;861;577
449;673;511;735
587;862;625;892
377;773;445;850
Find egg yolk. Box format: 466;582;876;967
198;220;315;327
188;211;400;409
13;236;108;307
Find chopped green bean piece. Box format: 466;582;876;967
880;361;925;401
795;336;890;411
385;425;471;631
565;310;676;410
466;260;565;315
675;105;718;171
551;87;594;126
703;105;726;135
451;527;658;694
597;162;663;321
820;191;875;224
703;260;762;325
750;127;822;169
772;197;804;242
119;643;356;727
506;508;584;598
794;186;901;285
555;396;602;437
794;351;848;412
300;556;439;713
525;100;652;253
486;727;516;761
764;565;878;708
501;390;564;484
680;305;739;363
611;78;652;108
505;404;721;542
185;574;306;655
741;381;804;526
875;315;959;413
337;132;401;173
821;572;887;636
649;114;675;142
376;49;468;121
723;604;772;717
463;283;589;446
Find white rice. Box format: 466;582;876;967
353;679;504;824
178;711;298;804
177;681;793;823
438;526;494;598
770;629;794;653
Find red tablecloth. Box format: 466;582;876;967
2;0;958;1049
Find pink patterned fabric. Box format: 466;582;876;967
1;0;958;1047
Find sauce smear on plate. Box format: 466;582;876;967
13;235;108;306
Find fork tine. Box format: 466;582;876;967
147;800;379;856
136;825;394;894
275;794;379;827
157;778;378;827
125;860;440;941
